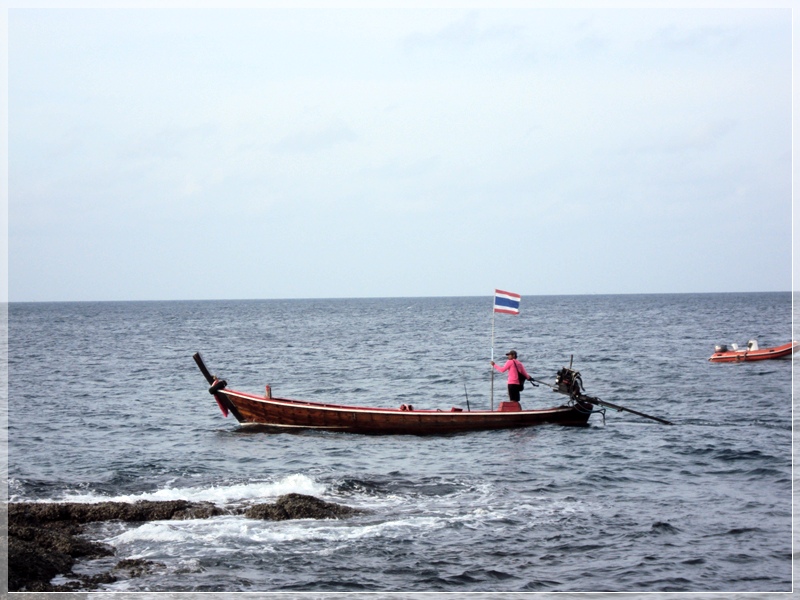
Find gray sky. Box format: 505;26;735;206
6;5;794;301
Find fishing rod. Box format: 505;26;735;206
530;378;673;426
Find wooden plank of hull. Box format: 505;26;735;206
215;390;591;434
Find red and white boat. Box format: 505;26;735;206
708;340;798;363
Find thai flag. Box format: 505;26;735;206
494;289;521;315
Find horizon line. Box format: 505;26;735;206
5;290;794;304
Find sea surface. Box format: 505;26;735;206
7;293;795;594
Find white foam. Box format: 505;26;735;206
112;521;192;545
106;511;451;554
59;473;326;505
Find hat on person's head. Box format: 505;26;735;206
506;350;517;358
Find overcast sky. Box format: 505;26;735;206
6;5;794;301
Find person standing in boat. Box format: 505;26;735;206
491;350;533;403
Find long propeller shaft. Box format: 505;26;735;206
531;378;672;425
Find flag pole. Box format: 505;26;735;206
490;299;495;411
490;289;521;412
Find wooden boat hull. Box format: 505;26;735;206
708;341;798;363
212;388;592;434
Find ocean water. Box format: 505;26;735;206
7;293;793;593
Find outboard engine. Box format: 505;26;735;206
555;366;584;398
554;364;600;419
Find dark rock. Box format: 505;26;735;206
7;499;215;592
172;501;225;520
244;503;285;520
9;499;222;525
8;535;73;593
8;512;114;592
114;557;164;578
8;495;361;591
245;493;364;521
50;571;119;592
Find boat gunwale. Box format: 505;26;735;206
219;388;576;417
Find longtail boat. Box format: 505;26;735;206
193;353;596;434
708;340;798;363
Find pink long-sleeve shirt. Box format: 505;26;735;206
493;359;530;384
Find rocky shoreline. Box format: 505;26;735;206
8;493;364;592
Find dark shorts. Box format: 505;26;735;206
507;383;523;402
